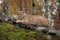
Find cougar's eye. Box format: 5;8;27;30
20;13;22;15
22;11;24;13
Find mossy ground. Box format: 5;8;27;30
0;23;59;40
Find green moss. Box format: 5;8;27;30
0;23;60;40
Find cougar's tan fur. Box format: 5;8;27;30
16;11;51;28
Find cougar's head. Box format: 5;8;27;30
18;11;27;20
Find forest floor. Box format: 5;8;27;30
0;23;60;40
